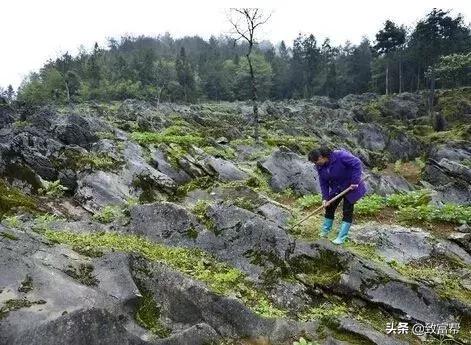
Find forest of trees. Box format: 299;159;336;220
4;8;471;106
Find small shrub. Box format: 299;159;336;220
296;194;322;210
2;215;22;228
393;160;402;174
38;180;68;197
77;153;121;171
64;263;98;286
397;204;471;225
131;131;206;146
192;200;215;230
386;190;430;208
355;195;386;216
93;205;125;224
293;337;316;345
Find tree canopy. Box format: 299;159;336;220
14;8;471;106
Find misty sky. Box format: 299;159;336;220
1;0;470;90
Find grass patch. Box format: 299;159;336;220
38;179;68;197
389;259;471;305
265;134;317;154
296;194;322;210
299;302;348;322
202;145;236;160
63;263;99;286
42;230;286;318
93;205;127;224
0;231;19;240
354;195;386;216
135;290;171;338
0;299;46;319
290;250;346;287
0;180;38;217
2;215;22;228
175;176;216;198
77;152;123;171
191;200;215;231
397;203;471;225
131;131;206;146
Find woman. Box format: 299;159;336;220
308;146;367;244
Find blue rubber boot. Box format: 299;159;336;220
319;218;334;238
332;221;351;245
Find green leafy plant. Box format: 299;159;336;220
2;215;22;228
355;194;386;216
293;337;315;345
397;204;471;225
386;189;430;208
93;205;126;224
393;160;402;173
38;180;68;197
296;194;322;209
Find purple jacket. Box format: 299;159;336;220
315;149;367;204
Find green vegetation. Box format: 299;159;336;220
290;250;346;287
131;131;205;146
389;259;471;305
63;263;99;286
0;180;38;217
43;230;286;318
436;87;471;122
296;194;322;210
135;290;171;338
293;337;317;345
32;214;62;234
232;196;257;211
191;200;215;231
397;203;471;225
164;144;189;168
0;299;46;319
12;120;31;129
93;205;126;224
175;176;216;197
77;152;123;171
354;194;386;216
16;10;470;106
300;302;348;323
350;190;471;225
0;231;19;240
57;148;123;172
385;189;430;208
38;179;68;197
2;215;22;228
265;134;317;154
202;145;236;160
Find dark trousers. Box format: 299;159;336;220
325;196;354;223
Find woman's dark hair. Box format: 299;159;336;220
308;146;332;162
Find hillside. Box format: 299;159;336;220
0;89;470;345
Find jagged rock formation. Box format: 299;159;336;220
1;90;470;344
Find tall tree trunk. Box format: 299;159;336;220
385;63;389;95
429;67;435;119
417;66;420;91
399;58;403;93
246;53;259;143
64;81;70;104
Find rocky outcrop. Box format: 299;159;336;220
423;158;471;205
204;157;248;182
258;147;320;195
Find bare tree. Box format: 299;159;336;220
228;8;271;143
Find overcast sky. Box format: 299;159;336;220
1;0;470;90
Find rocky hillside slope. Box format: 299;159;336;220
0;89;470;345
